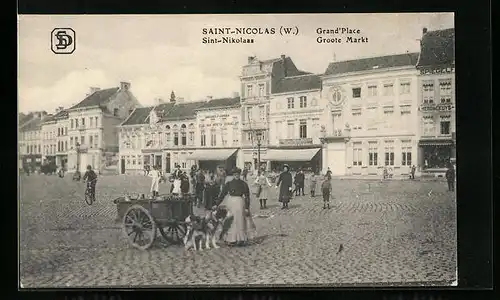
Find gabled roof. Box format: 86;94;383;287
161;101;207;121
197;97;241;110
121;107;154;126
20;118;42;132
152;102;176;119
274;74;322;94
19;113;34;126
69;87;120;110
41;114;55;123
324;53;420;76
54;109;69;119
416;28;455;68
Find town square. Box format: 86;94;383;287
18;13;456;287
19;174;456;287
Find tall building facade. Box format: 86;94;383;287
188;96;242;171
67;82;140;173
320;53;420;176
268;73;325;172
239;54;311;170
41;107;69;168
416;28;456;175
118;96;242;175
18;111;47;170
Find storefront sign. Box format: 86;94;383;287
203;121;237;127
420;104;454;112
204;114;230;119
279;138;313;146
419;66;455;75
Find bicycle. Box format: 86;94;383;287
84;179;97;205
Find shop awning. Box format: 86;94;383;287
264;148;321;162
186;149;238;161
419;140;454;146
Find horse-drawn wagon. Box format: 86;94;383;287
113;194;194;250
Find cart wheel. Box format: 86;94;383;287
159;221;186;245
123;205;157;250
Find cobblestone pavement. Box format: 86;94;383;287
19;174;457;287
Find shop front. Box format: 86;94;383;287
266;147;322;173
141;149;163;171
56;155;68;170
418;139;455;176
22;154;42;170
44;155;56;165
186;149;239;173
242;148;269;172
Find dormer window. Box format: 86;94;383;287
113;108;119;116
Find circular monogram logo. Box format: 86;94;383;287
329;86;345;107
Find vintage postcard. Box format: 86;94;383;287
18;13;456;287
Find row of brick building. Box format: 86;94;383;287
18;27;455;177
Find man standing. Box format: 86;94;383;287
276;164;293;209
195;168;206;208
149;165;161;197
294;169;305;196
410;165;416;180
242;167;248;181
326;167;332;180
445;163;455;192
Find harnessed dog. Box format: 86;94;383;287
183;206;228;251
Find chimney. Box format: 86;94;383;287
281;54;286;60
422;27;428;35
90;87;100;94
206;96;213;102
248;56;256;64
120;82;131;91
232;92;240;98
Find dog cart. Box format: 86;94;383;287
114;194;194;250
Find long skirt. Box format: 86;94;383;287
150;178;159;193
219;196;256;243
172;179;181;194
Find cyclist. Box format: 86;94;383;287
83;165;98;202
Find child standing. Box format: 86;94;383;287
310;172;317;197
254;170;272;209
321;175;332;209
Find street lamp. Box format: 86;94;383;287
75;142;81;174
256;131;262;171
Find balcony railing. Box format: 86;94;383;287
279;138;313;146
421;132;453;139
320;128;351;142
241;95;270;104
242;121;268;130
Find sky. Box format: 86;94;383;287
18;13;454;113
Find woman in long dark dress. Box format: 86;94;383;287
276;164;293;209
218;168;256;246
